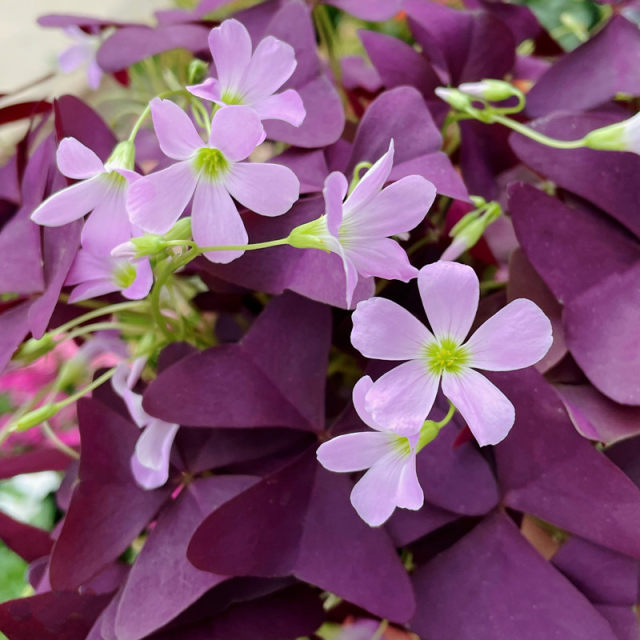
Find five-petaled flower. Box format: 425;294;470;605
316;376;423;527
351;261;553;446
31;138;137;255
187;18;306;126
288;140;436;306
127;98;300;263
112;358;179;490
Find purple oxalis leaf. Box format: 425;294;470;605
0;510;52;563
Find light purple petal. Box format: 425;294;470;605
395;453;423;510
418;261;479;342
323;171;348;236
65;249;110;285
316;431;394;472
224;162;299;216
347;237;418;282
365;360;439;435
56;137;104;179
352;375;384;431
187;77;221;102
130;455;168;491
465;298;553;371
242;36;297;102
87;58;103;90
122;258;153;300
350;451;407;526
208;18;252;93
344;139;394;214
348;175;436;237
67;279;116;303
192;181;247;263
150;97;203;160
134;419;179;470
252;89;306;126
351;297;433;360
80;184;131;256
31;175;107;226
209;106;265;162
58;43;90;73
442;369;515;446
112;362;149;428
329;240;360;309
127;161;197;234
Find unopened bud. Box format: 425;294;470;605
583;113;640;153
435;87;472;111
442;202;502;261
459;79;519;102
14;404;60;432
15;334;57;364
164;217;193;242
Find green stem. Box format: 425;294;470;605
55;367;117;411
313;5;342;83
64;321;143;343
53;301;146;336
348;161;373;193
128;89;189;142
41;421;80;460
485;113;586;149
370;619;388;640
196;238;290;253
416;402;456;453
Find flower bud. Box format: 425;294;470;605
435;87;472;111
15;334;57;364
14;404;60;432
441;202;502;261
458;79;518;102
164;217;193;242
583;113;640;153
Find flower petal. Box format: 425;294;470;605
365;360;439;435
56;137;105;179
326;238;360;309
31;175;107;226
131;420;179;489
316;431;394;472
65;249;110;285
395;453;423;510
465;298;553;371
187;77;221;102
242;36;297;101
208;18;252;93
441;368;515;446
323;171;348;236
192;181;247;264
344;139;394;214
122;258;153;300
347;237;418;282
225;162;299;216
112;362;149;428
58;43;90;73
418;261;479;342
350;451;406;526
351;297;433;360
352;375;384;430
127;161;197;234
252;89;306;126
67;279;117;303
348;175;436;237
80;185;131;256
209;106;265;162
150;97;204;161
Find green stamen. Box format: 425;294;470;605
113;263;137;289
193;148;230;180
425;338;469;376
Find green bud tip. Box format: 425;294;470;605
435;87;472;111
459;79;519;102
14;404;59;432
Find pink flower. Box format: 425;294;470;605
112;358;179;490
317;376;423;527
58;26;103;90
31;138;137;256
289;140;436;306
351;261;553;445
64;247;153;303
187;19;306;126
126;98;300;263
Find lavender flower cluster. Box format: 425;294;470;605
1;1;640;639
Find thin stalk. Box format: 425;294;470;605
128;89;189;142
55;367;117;411
486;113;586;149
41;421;79;460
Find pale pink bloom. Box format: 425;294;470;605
58;26;103;90
127;98;299;263
31;138;138;256
64;247;153;303
112;358;179;490
317;376;423;527
351;261;553;445
188;19;306;126
289;140;436;306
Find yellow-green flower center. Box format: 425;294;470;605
425;337;469;376
193;148;230;180
112;262;137;289
106;170;127;188
390;434;411;457
221;90;245;105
